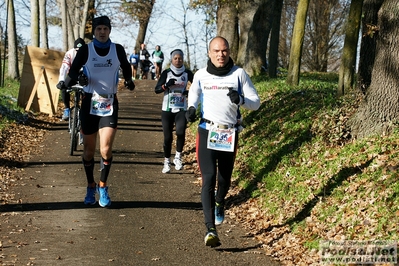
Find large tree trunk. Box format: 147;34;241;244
31;0;40;47
237;0;274;76
357;0;384;94
7;0;19;79
217;1;239;62
349;0;399;138
337;0;363;97
61;0;68;51
133;0;155;51
286;0;310;86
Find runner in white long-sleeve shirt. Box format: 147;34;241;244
186;36;260;247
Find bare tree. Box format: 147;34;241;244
39;0;48;49
216;0;239;61
31;0;40;47
286;0;310;86
7;0;19;79
337;0;363;96
121;0;155;51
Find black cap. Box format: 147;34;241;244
92;16;112;34
74;38;85;49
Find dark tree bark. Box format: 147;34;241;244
237;0;275;76
349;0;399;138
357;0;384;94
268;0;283;78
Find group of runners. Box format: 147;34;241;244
56;15;260;248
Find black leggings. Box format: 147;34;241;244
161;110;187;158
61;90;70;109
196;127;238;230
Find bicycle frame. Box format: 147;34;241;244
66;84;84;156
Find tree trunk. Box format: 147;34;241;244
337;0;363;96
286;0;310;86
217;1;239;62
268;0;283;78
237;0;274;76
61;0;68;51
31;0;40;47
39;0;48;49
349;0;399;138
133;0;156;51
357;0;384;94
7;0;19;79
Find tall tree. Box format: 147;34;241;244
31;0;40;47
121;0;155;51
236;0;275;76
216;0;239;61
268;0;283;78
349;0;399;138
357;0;384;94
337;0;363;96
286;0;310;86
7;0;19;79
39;0;48;49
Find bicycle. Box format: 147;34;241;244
65;84;84;156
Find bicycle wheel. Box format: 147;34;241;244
69;106;78;156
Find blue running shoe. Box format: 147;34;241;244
98;186;111;207
62;108;70;120
215;202;225;225
204;228;221;247
84;186;96;205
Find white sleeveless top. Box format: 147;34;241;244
83;42;120;95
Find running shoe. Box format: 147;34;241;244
204;228;221;247
98;186;111;207
62;108;70;120
84;185;96;205
215;202;225;225
162;161;171;174
173;157;183;171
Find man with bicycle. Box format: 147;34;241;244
68;15;135;207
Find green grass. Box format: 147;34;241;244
233;73;399;247
0;77;25;129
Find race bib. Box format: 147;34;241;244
169;91;185;109
140;54;146;60
207;126;235;152
90;92;114;116
154;56;162;63
130;57;137;64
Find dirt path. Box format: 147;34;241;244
0;80;280;266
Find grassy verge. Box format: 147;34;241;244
232;73;399;262
0;78;26;129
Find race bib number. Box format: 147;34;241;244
130;57;137;64
169;91;185;109
207;126;235;152
140;54;146;60
90;92;114;116
154;56;162;63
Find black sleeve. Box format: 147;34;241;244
187;70;194;83
155;70;168;94
116;44;132;81
68;44;89;82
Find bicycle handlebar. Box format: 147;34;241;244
66;84;84;93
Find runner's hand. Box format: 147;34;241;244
124;79;135;91
227;87;240;104
78;74;88;86
165;78;176;88
56;81;66;90
185;106;196;122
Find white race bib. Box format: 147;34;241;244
168;91;185;109
206;126;235;152
90;92;114;116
